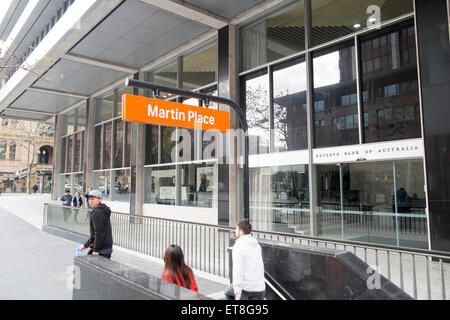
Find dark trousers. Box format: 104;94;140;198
224;284;265;300
87;249;111;260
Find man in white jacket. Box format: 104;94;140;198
225;219;265;300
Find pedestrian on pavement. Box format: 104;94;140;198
32;184;38;193
72;191;83;223
78;190;113;259
73;191;83;208
60;189;72;223
224;219;265;300
162;244;198;292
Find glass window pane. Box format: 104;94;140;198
74;173;83;194
9;142;16;160
180;163;215;208
241;70;269;155
117;86;133;118
250;165;309;233
95;92;114;124
103;122;112;169
59;174;71;199
182;42;217;90
60;137;67;173
161;126;176;164
313;42;359;148
66;110;75;135
67;136;73;173
92;171;110;199
145;124;158;165
0;141;6;159
111;169;130;202
146;60;178;100
73;132;82;172
311;0;413;47
361;24;421;143
273;58;308;152
144;166;176;205
124;122;132;167
77;106;86;132
94;126;102;170
317;160;427;249
114;119;124;168
241;1;305;71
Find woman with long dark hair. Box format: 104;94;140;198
162;244;198;292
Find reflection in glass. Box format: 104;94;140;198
117;87;133;118
145;125;158;165
67;135;73;173
95;92;114;124
94;125;102;170
74;173;83;194
103;122;112;169
73;132;82;172
144;166;176;205
114;119;124;168
313;42;359;147
111;169;130;202
273;58;308;152
92;171;110;199
311;0;413;47
124;122;132;167
361;25;421;142
241;70;269;155
146;60;178;100
316;160;427;249
59;174;70;198
182;42;217;90
241;1;305;71
77;106;86;132
161;126;176;164
66;110;75;135
180;163;215;208
250;165;309;233
60;137;67;173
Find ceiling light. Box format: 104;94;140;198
353;23;361;29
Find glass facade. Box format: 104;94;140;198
250;165;310;233
239;3;425;248
311;0;413;47
273;57;308;152
241;69;270;155
317;159;427;248
241;1;305;71
52;3;430;250
313;41;359;148
361;24;421;143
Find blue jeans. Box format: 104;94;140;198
224;284;265;300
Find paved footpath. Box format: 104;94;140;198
0;194;228;300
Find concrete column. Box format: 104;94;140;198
52;115;63;200
130;72;145;216
85;98;96;192
218;24;240;226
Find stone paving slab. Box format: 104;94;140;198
0;195;228;300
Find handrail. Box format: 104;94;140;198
43;203;450;259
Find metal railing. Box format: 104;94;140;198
43;203;450;300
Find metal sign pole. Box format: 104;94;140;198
124;78;250;220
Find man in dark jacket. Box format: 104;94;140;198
79;190;113;259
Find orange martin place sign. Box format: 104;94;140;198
122;94;230;132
